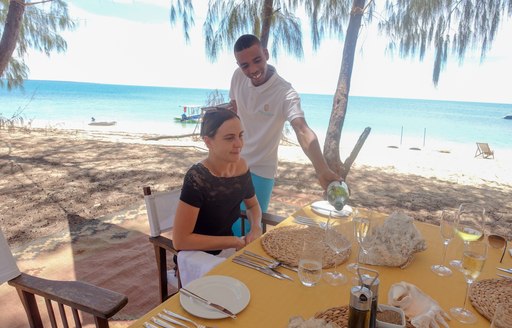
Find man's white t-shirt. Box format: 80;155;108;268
229;66;304;179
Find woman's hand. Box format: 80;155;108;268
245;225;262;245
234;236;246;250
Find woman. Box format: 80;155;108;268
172;108;262;253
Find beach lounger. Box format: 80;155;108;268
475;142;494;159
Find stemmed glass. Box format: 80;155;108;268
323;210;352;285
449;203;485;268
450;239;488;324
347;209;372;274
431;210;456;276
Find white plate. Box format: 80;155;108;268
180;275;250;319
310;200;353;217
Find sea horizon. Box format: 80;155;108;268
1;79;511;152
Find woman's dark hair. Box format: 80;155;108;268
200;108;240;138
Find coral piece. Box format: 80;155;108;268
360;212;427;268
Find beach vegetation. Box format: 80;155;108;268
170;0;511;180
0;0;76;90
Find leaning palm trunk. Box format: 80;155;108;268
323;0;371;181
0;0;25;77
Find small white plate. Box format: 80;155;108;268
180;275;250;319
310;200;353;217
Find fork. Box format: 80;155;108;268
163;309;218;328
293;216;327;228
242;250;298;272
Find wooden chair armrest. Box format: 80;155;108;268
149;235;178;255
8;273;128;319
240;210;285;234
262;212;285;227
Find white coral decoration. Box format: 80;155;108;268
360;211;427;268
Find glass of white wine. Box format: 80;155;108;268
431;210;456;276
323;211;352;285
449;203;485;268
450;239;488;324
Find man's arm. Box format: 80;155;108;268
291;117;340;190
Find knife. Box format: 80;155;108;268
497;267;512;274
180;288;237;319
243;250;299;273
497;273;512;279
232;257;285;280
236;255;294;281
236;254;293;281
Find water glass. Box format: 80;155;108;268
491;303;512;328
298;238;323;287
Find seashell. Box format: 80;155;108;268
360;211;427;268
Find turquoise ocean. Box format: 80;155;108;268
1;80;511;151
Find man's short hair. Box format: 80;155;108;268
234;34;261;52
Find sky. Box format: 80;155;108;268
24;0;512;104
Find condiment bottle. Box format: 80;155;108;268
348;285;372;328
326;180;349;211
361;274;380;328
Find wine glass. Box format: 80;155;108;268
450;239;488;324
431;210;456;276
449;203;485;268
347;209;372;274
323;210;352;285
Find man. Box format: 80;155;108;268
230;34;340;235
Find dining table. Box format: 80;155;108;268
128;205;511;328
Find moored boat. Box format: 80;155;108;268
175;105;203;123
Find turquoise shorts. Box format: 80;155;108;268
232;173;274;236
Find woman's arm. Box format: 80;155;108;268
243;195;262;245
172;200;245;251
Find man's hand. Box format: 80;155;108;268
317;167;342;190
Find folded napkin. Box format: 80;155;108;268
177;248;235;287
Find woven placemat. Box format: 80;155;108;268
260;225;351;268
469;278;512;321
314;306;414;328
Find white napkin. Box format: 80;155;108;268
177;248;235;287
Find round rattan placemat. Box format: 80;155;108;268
469;278;512;321
260;225;351;268
314;306;414;328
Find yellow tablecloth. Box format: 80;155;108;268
129;207;510;328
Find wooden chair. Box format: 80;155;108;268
8;273;128;328
142;186;285;303
475;142;494;159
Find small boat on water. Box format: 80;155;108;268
503;114;512;120
88;121;117;126
174;105;203;124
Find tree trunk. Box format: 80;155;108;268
259;0;274;48
0;0;25;77
323;0;369;181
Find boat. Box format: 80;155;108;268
174;105;203;124
88;121;117;126
503;114;512;120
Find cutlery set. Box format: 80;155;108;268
144;309;218;328
293;215;327;228
497;267;512;279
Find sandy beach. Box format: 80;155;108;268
1;126;511;247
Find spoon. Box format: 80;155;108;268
488;234;507;263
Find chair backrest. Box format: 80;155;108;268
143;187;181;237
9;273;128;328
477;142;491;153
